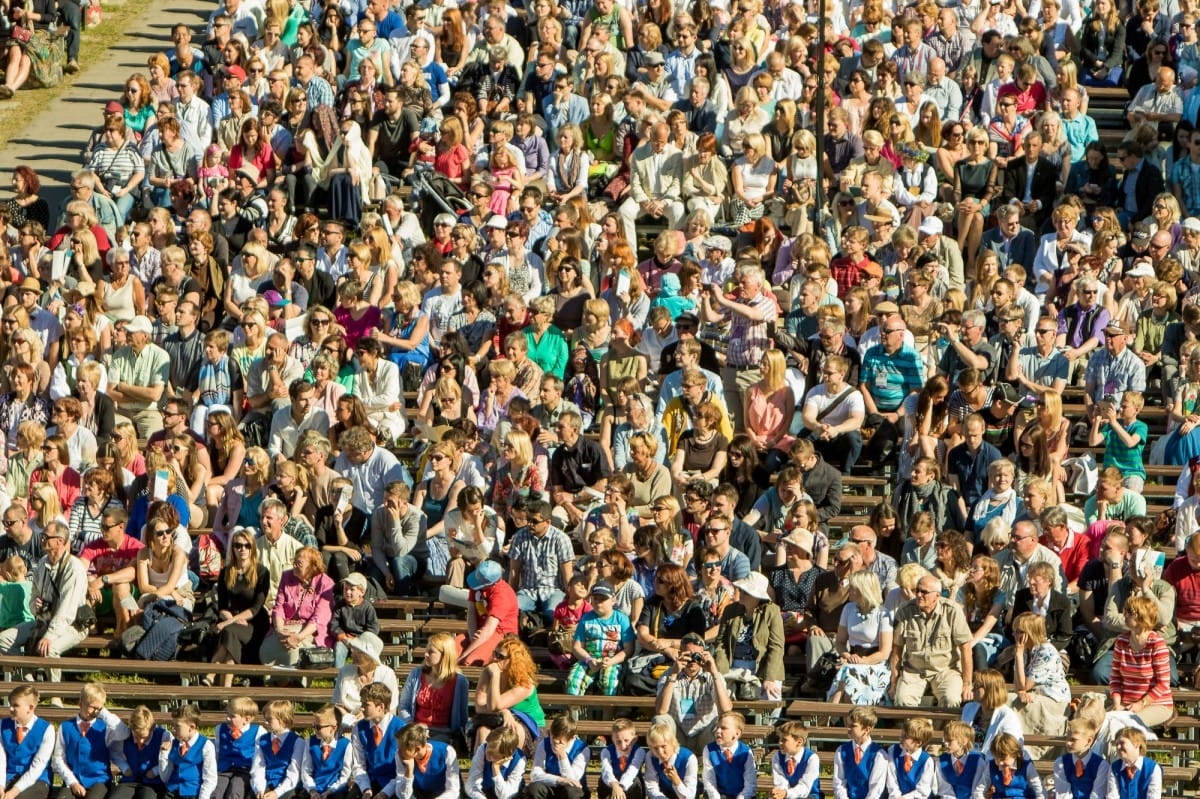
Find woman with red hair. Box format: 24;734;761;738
2;166;48;230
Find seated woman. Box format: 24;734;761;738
333;631;400;722
961;668;1025;753
207;526;270;688
1010;612;1071;739
827;570;892;705
213;446;271;543
957;553;1007;671
1110;595;1174;728
628;562;708;695
397;632;470;746
258;546;335;668
712;571;785;700
473;635;545;750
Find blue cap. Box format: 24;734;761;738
468;560;503;590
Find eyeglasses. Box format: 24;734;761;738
1036;328;1057;334
152;528;173;538
705;526;729;534
232;542;251;550
914;587;939;596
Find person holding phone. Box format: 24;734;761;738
652;633;733;754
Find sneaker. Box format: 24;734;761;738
64;60;80;74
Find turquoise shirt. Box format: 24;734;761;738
525;326;569;380
1102;419;1148;479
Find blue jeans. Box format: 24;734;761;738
113;190;136;223
518;589;565;622
366;554;422;594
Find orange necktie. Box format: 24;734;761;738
954;760;963;776
416;746;432;773
272;738;281;755
1076;759;1085;779
231;728;242;741
854;747;863;765
321;744;332;761
786;758;796;777
1002;766;1014;786
373;725;384;746
180;742;190;757
15;726;25;744
725;750;733;764
79;722;91;737
904;755;912;773
618;756;627;773
1126;767;1135;779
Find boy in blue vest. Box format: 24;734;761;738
465;726;526;799
935;721;983;799
395;721;460;799
1104;727;1160;799
644;721;698;799
159;704;217;799
769;721;819;799
886;718;935;799
529;715;590;799
111;706;168;799
599;719;644;799
1051;719;1107;799
700;712;754;799
215;697;264;799
250;701;302;799
983;734;1043;799
52;683;130;799
351;683;407;799
300;706;352;799
1;685;54;799
831;707;886;799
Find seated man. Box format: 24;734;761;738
29;521;89;681
618;122;684;245
78;508;143;639
889;574;972;708
507;497;575;622
107;315;170;437
242;332;304;446
1006;561;1072;652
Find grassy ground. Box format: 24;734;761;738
0;0;157;149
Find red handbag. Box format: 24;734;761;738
10;25;32;44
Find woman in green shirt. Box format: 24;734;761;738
473;635;544;753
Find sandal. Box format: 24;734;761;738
0;87;13;99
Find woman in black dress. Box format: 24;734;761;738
206;526;270;687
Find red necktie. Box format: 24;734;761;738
1076;759;1085;778
231;728;242;741
854;747;863;765
725;750;733;764
321;744;332;761
786;758;796;777
180;742;189;757
904;754;912;773
1126;767;1135;779
271;738;281;755
15;727;25;744
415;747;432;773
79;721;91;737
618;756;627;773
954;760;963;776
1002;766;1014;786
373;725;383;746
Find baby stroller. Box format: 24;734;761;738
409;169;471;233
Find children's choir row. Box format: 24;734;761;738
0;686;1163;799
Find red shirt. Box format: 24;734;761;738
1164;555;1200;623
1040;531;1090;584
470;579;520;635
996;82;1047;117
830;255;876;298
79;534;144;577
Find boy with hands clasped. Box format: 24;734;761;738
250;701;302;799
769;721;820;799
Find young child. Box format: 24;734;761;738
1105;727;1161;799
1;685;53;798
160;704;217;799
53;683;131;799
112;706;168;799
599;719;645;799
301;705;352;799
831;707;887;799
935;721;983;799
465;726;526;799
529;715;590;799
1051;718;1108;799
983;733;1043;799
549;576;592;670
351;683;406;799
330;573;381;669
250;701;302;799
565;580;635;696
701;712;755;799
198;144;231;207
769;721;819;799
395;722;460;799
886;718;935;799
644;721;698;799
192;329;242;438
0;555;33;653
215;697;265;799
1088;391;1147;490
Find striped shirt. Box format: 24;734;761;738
724;291;777;369
1110;630;1173;710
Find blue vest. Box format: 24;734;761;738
122;728;167;785
1;718;51;785
705;741;752;798
355;716;407;789
258;732;299;789
411;741;454;799
837;742;882;799
307;736;350;794
217;723;260;772
166;735;209;797
937;753;982;799
1058;754;1103;799
61;716;112;788
1111;760;1158;799
651;748;695;799
481;749;526;797
542;737;589;797
987;760;1037;799
889;744;929;797
605;744;642;784
775;750;820;799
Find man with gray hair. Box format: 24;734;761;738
619;122;685;245
938;309;998;384
61;170;121;237
889;574;973;708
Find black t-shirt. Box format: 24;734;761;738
637;596;707;639
1077;558;1111;623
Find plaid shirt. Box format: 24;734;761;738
724;291;777;369
658;670;721;738
509;526;575;598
